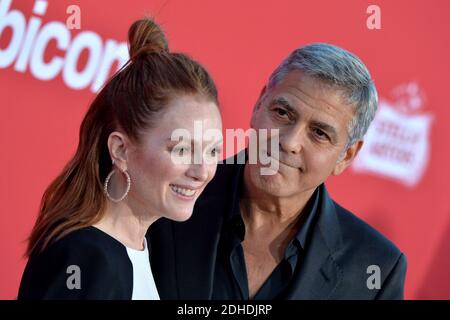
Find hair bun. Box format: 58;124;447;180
128;17;169;61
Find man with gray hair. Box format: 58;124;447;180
149;43;407;299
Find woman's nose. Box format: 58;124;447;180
186;162;209;182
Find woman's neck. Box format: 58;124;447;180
93;200;159;250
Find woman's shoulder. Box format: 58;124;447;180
34;226;132;277
47;226;126;257
18;226;133;299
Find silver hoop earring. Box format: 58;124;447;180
103;169;131;202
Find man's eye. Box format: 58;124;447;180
313;128;329;140
274;108;289;118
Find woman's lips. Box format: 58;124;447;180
169;184;198;200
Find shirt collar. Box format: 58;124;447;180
295;186;320;249
225;149;322;251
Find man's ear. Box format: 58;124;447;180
107;132;129;171
332;140;364;176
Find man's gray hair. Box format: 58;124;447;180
267;43;378;149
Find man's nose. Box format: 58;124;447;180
279;125;305;154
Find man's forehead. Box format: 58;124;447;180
267;71;354;121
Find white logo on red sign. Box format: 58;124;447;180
353;82;432;187
0;0;128;92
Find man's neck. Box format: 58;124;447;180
241;166;315;233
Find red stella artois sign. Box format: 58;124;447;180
353;82;433;187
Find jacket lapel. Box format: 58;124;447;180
169;153;345;300
286;185;344;299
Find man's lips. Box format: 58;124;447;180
266;151;302;170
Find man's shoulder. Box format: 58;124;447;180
321;199;407;299
330;200;404;266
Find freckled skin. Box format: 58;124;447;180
126;95;223;222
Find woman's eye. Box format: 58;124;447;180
174;146;189;156
211;147;222;157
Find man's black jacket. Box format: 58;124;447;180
148;155;407;300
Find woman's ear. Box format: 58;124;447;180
108;132;129;171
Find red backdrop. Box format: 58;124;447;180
1;0;449;299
